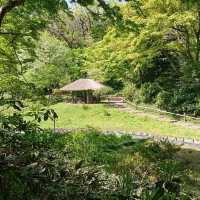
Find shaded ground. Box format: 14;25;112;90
176;148;200;196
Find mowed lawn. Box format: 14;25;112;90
41;103;200;140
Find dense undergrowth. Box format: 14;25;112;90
0;128;196;200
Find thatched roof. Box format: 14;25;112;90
60;79;105;92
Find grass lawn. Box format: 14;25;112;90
41;103;200;140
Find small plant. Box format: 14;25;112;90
103;109;111;116
82;104;89;110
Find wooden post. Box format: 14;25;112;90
86;90;89;104
72;91;74;103
184;113;186;122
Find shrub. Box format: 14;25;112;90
139;82;160;104
93;86;114;101
156;88;200;116
82;104;90;110
122;83;139;102
103;109;111;116
156;91;171;111
0;130;119;200
123;82;160;104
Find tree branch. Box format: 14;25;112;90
0;0;25;27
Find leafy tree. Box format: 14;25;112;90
84;0;200;115
0;0;69;111
26;31;87;94
26;32;70;93
0;0;130;107
48;8;93;48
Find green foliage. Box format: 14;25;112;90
93;86;113;98
1;113;41;133
0;0;69;112
0;130;116;200
25;32;70;93
84;28;134;88
1;0;200;198
138;83;161;104
81;0;200;115
0;102;58;134
25;31;87;95
122;83;139;102
156;87;200;115
82;104;90;110
0;129;191;199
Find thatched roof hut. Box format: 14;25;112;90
60;79;105;103
60;79;105;92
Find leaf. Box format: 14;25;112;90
37;117;41;123
43;110;50;121
13;101;24;111
52;110;58;119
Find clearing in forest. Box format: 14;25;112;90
41;103;200;140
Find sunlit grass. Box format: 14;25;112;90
40;103;200;140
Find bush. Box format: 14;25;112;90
93;86;113;100
139;82;160;104
122;83;139;102
82;104;90;110
0;130;119;200
123;82;160;104
1;113;41;133
156;88;200;116
156;91;171;111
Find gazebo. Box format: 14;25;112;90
60;79;105;103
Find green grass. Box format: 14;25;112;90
41;103;200;140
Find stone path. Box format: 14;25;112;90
104;96;200;131
55;128;200;149
101;97;200;148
